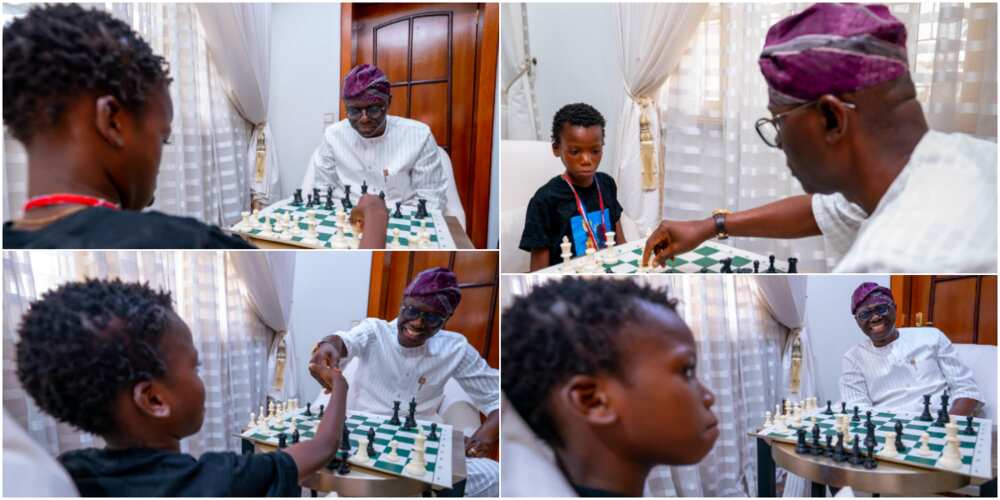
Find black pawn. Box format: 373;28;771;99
863;443;877;469
823;400;834;415
849;436;863;465
337;457;350;475
781;399;787;416
865;409;872;424
753;260;760;273
787;257;798;274
833;433;846;462
919;394;933;421
340;425;351;452
864;421;876;450
278;433;288;449
429;422;439;441
305;402;312;416
292;428;301;444
934;405;949;427
894;425;907;453
361;180;368;195
795;428;809;454
319;404;325;418
720;257;733;274
810;424;823;455
389;401;401;425
841;401;847;414
852;406;860;422
824;434;834;457
765;255;777;273
367;438;376;457
963;415;977;435
392;202;404;218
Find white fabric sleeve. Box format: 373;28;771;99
934;330;985;406
336;320;379;366
311;132;344;194
452;342;501;415
811;193;867;264
409;132;447;211
839;353;872;409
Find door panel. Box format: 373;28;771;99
979;276;997;345
891;275;997;345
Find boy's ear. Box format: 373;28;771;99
95;95;127;148
560;374;618;426
551;142;561;157
132;380;172;419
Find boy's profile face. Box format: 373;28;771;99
553;124;604;185
149;311;206;438
606;302;718;465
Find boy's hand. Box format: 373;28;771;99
642;219;714;267
309;341;343;393
349;194;389;232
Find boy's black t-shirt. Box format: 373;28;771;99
59;447;300;496
519;172;623;267
3;207;255;249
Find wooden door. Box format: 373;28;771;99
367;251;500;368
890;275;997;345
342;3;498;248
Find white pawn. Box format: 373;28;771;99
355;437;373;464
560;236;574;272
384;440;404;464
248;412;256;430
914;432;933;457
879;431;899;458
938;436;962;469
763;411;773;428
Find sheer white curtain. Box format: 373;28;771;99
501;2;541;140
2;251;270;456
230;252;298;402
195;3;280;202
659;2;998;272
502;275;785;497
613;3;707;235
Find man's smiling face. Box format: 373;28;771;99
396;297;448;348
854;297;897;345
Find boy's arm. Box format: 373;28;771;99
614;221;625;245
308;334;349;391
283;368;349;480
529;249;550;272
465;409;499;458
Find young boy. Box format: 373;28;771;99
519;103;626;271
502;277;718;496
15;279;349;496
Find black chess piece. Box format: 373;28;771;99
306;194;315;207
337;456;351;475
720;257;733;274
389;401;401;425
865;410;872;424
361;180;368;194
918;394;933;421
342;194;353;210
849;436;863;465
305;402;312;416
753;260;760;273
324;195;334;211
765;255;777;273
392;202;404;218
864;421;876;450
841;401;847;414
379;190;386;201
863;443;877;469
416;198;429;218
823;400;834;415
833;432;846;462
319;404;325;418
367;429;377;456
824;434;834;457
429;422;439;441
934;405;949;427
795;428;808;454
781;399;787;416
292;428;301;444
810;424;823;455
963;415;976;435
326;457;341;471
278;433;288;449
894;425;907;454
404;398;418;430
340;425;351;452
941;391;950;412
852;406;860;422
330;185;337;200
313;188;321;201
787;257;798;273
293;188;303;206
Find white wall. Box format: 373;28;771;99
288;252;372;403
805;275;890;403
524;3;623;172
269;3;342;199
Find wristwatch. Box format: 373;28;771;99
711;209;731;240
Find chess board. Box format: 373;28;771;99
537;240;791;274
241;409;454;489
229;197;456;249
752;406;992;480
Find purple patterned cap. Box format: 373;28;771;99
342;64;391;105
403;267;462;316
851;282;894;314
759;3;908;107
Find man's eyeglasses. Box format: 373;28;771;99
856;303;891;321
755;100;857;149
346;104;386;120
400;305;447;327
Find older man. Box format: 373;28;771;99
644;3;997;272
308;267;499;496
306;64;447;211
840;282;984;416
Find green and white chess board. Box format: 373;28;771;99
752;404;992;480
230;197;456;249
537;239;791;274
241;408;454;489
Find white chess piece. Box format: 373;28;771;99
945;422;959;440
240;211;251;228
763;411;773;428
403;432;427;476
390;228;401;249
914;432;933;457
938;436;962;469
248;412;256;429
879;431;899;457
560;236;574;272
354;437;373;464
383;440;404;464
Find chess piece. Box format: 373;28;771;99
938;436;962;469
379;190;385;201
325;194;334;210
849;436;863;465
795;428;808;454
404;398;418;430
355;437;373;464
278;433;287;449
824;400;834;415
763;411;773;428
945;421;960;441
753;260;760;273
782;399;788;416
341;195;352;210
337;456;351;475
404;431;427;476
247;412;256;430
841;401;847;414
918;394;933;421
416;198;429;218
361;180;368;195
392;202;404;218
824;434;834;457
384;441;404;464
390;401;402;425
787;257;798;273
319;404;325;418
963;415;977;435
914;432;933;457
832;432;846;463
293;188;304;206
765;255;777;273
428;423;439;441
810;424;823;455
880;431;898;457
292;427;301;444
340;425;351;452
863;443;878;469
560;236;575;272
893;421;907;453
367;430;377;457
305;402;312;417
720;257;733;273
864;421;877;451
852;406;860;422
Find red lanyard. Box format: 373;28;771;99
23;193;120;212
561;174;607;251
